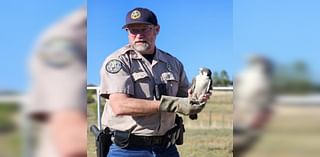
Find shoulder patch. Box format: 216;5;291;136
38;38;77;68
105;59;122;74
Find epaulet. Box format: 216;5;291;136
117;45;133;55
108;45;133;59
158;49;173;57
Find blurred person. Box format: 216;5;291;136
99;7;211;157
26;7;87;157
233;54;274;157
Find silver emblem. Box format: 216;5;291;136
167;63;172;72
105;59;122;73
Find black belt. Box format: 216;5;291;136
128;134;166;147
112;130;171;148
112;117;183;148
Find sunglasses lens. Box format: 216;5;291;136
127;27;152;35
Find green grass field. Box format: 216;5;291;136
87;91;233;157
244;104;320;157
0;103;22;157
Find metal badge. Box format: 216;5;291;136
167;63;172;72
131;10;141;19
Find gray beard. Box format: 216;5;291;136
133;42;150;53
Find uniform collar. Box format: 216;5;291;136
154;48;169;63
126;45;169;64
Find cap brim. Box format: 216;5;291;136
122;21;154;29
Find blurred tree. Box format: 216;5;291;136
87;89;96;104
220;70;231;86
212;70;232;87
273;61;313;94
212;71;221;86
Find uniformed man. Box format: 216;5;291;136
27;7;87;157
100;7;211;157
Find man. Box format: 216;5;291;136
100;7;211;157
27;7;87;157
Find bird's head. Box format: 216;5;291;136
199;67;212;77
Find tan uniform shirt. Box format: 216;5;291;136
27;8;86;157
100;45;189;136
28;7;87;114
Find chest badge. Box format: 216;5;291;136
166;63;172;72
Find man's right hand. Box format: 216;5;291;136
159;95;205;115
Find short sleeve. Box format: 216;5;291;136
99;58;134;99
27;38;87;115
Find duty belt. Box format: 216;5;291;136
128;134;166;147
112;116;184;148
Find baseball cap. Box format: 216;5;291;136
122;8;158;28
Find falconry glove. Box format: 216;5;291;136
159;95;205;115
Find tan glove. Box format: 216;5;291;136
159;95;206;115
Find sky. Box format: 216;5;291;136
1;0;319;92
0;0;84;92
88;0;234;86
234;0;320;83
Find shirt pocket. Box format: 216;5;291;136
161;72;179;96
132;72;152;98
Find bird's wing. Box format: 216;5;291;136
191;77;196;91
207;76;213;91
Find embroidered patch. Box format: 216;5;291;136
39;38;77;67
105;59;122;73
131;10;141;19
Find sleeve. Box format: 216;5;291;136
176;63;189;97
27;38;87;115
99;57;134;99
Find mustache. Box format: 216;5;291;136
134;40;149;44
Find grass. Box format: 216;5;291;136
243;104;320;157
177;128;232;157
87;91;233;157
0;103;22;157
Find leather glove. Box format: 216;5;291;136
159;95;206;115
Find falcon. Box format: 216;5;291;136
189;67;213;120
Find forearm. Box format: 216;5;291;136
109;93;160;116
49;111;87;157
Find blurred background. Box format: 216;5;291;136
233;0;320;157
0;1;85;157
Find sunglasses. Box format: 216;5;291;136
125;26;153;35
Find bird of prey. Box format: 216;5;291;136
189;67;213;120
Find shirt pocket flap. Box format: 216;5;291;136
161;72;177;82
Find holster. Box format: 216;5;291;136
174;115;185;145
90;125;112;157
161;115;185;148
112;130;130;148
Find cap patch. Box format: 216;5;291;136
131;10;141;19
105;59;122;74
